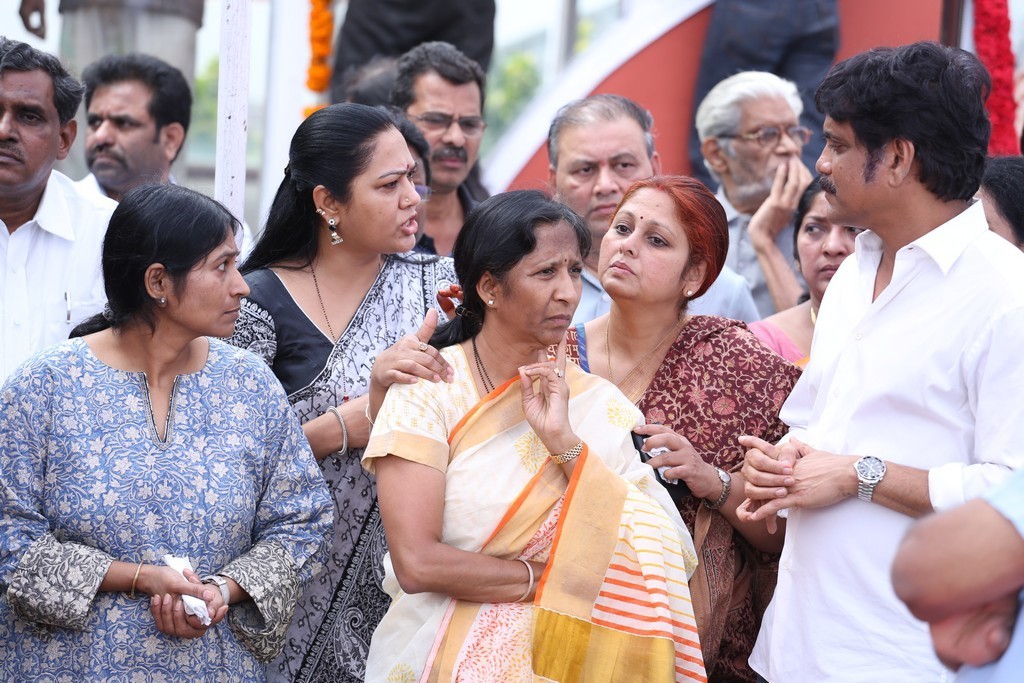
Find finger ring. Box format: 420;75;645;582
418;342;428;351
554;369;564;378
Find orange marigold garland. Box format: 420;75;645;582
974;0;1020;154
305;0;333;117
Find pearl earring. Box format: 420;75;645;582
158;297;167;305
685;290;693;297
487;300;494;306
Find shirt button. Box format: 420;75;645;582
11;265;20;274
13;318;22;326
854;332;863;340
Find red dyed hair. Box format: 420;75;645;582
616;175;728;300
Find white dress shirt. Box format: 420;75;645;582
571;264;761;325
717;189;799;317
750;201;1024;682
0;171;115;382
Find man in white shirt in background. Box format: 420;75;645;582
739;41;1024;682
0;37;115;382
546;93;759;325
696;71;813;317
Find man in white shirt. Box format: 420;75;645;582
739;42;1024;682
0;37;115;381
696;72;814;317
547;94;759;325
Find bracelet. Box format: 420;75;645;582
515;558;535;603
327;406;348;456
364;403;375;427
129;561;143;599
550;441;583;464
702;467;732;511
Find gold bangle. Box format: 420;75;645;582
129;561;143;599
550;441;583;464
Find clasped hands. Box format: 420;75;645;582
139;565;229;639
737;435;857;533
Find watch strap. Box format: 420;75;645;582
201;574;230;605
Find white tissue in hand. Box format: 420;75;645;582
162;554;212;626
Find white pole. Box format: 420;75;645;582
214;0;252;223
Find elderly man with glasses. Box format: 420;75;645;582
697;71;815;316
392;41;487;256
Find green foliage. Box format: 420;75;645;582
483;51;541;155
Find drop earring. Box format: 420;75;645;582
328;218;343;246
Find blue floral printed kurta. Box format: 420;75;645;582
0;338;333;682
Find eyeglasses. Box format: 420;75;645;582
721;125;813;147
411;112;487;137
414;184;432;201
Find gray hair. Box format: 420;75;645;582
547;94;655;169
695;71;802;142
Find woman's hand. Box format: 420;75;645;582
141;567;220;639
637;423;722;499
519;337;578;456
371;309;454;389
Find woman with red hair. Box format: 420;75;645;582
565;175;801;682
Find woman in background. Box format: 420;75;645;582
0;184;332;681
567;175;801;681
227;103;456;683
749;177;861;366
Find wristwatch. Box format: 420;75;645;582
854;456;886;502
703;467;732;510
201;574;230;605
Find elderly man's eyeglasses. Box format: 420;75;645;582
721;125;813;147
412;112;487;137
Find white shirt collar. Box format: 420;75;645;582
855;201;985;277
715;187;743;223
32;171;77;241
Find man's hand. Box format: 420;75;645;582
748;157;813;252
19;0;46;39
737;435;796;533
745;438;856;524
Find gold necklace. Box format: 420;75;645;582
605;315;684;386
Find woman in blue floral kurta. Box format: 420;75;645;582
0;185;333;681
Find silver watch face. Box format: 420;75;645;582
856;456;885;483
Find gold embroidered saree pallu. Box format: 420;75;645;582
363;356;705;682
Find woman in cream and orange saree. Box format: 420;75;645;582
362;190;707;682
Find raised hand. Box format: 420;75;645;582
519;336;579;458
371;309;454;388
748;157;813;249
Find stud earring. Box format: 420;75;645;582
487;300;494;306
685;290;693;297
316;208;325;216
158;297;167;305
328;218;343;246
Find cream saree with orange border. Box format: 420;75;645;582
362;346;706;682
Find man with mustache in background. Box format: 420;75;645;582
393;41;487;256
78;53;189;203
0;37;115;382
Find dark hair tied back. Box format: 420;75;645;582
70;184;239;337
429;190;590;349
